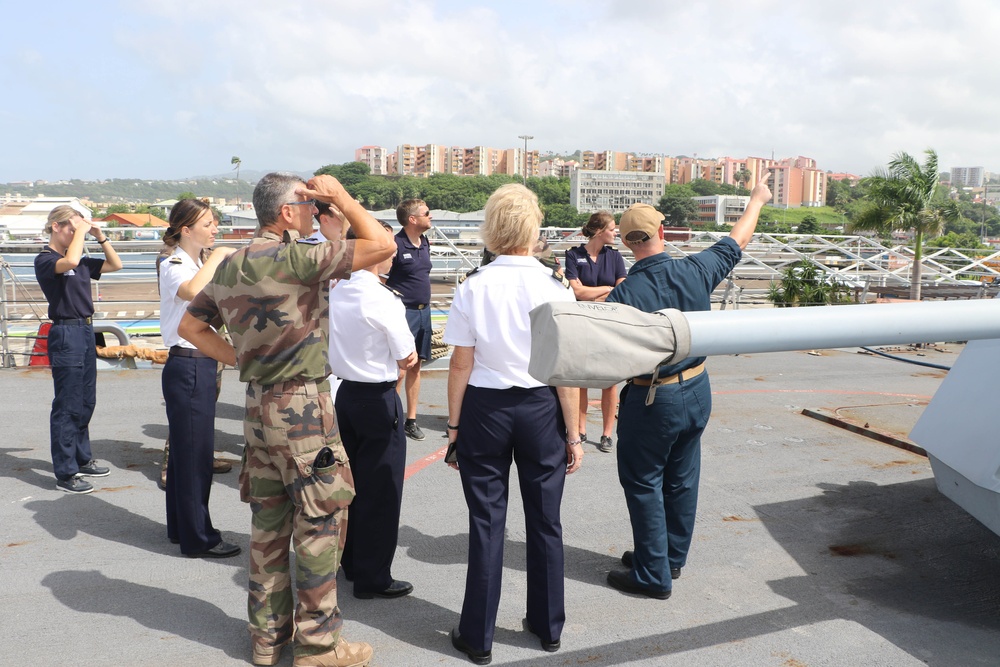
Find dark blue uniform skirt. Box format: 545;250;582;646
162;352;221;554
457;385;567;651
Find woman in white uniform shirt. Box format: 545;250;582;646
158;198;239;558
444;184;583;665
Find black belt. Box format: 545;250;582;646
340;379;397;391
406;303;428;310
53;317;92;325
169;345;211;359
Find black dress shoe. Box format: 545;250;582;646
450;628;491;665
606;570;671;600
354;579;413;599
621;550;682;579
188;540;241;559
522;617;560;652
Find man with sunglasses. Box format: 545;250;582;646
180;172;395;667
386;199;433;441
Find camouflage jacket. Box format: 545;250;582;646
187;228;355;385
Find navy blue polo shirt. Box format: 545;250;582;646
34;247;105;320
607;237;741;375
385;228;431;307
564;244;627;288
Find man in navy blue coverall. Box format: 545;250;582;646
605;174;772;599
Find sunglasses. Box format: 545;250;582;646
285;199;317;207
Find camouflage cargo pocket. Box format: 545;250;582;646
290;444;356;518
238;445;250;504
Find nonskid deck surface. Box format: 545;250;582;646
4;346;998;666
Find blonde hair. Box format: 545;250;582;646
44;205;80;235
482;184;541;256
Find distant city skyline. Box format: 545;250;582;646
5;1;1000;183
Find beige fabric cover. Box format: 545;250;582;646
528;301;691;388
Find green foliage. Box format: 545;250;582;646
308;162;575;214
136;204;166;220
542;203;588;228
766;261;852;307
849;149;959;298
104;204;133;216
176;191;197;200
657;184;699;225
315;161;371;188
796;215;821;234
925;231;987;249
688;179;740;196
6;178;249;203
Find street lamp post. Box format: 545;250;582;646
518;134;533;185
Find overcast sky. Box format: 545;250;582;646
4;0;999;182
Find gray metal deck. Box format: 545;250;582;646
3;346;998;666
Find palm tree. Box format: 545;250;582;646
231;156;242;207
849;149;958;300
734;168;753;191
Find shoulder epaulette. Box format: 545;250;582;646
295;236;322;245
381;282;404;299
550;268;570;288
458;266;481;284
168;256;183;264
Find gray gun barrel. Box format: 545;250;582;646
682;299;1000;358
529;299;1000;387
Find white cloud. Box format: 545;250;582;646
4;0;1000;180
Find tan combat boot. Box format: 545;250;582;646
251;637;288;666
292;637;373;667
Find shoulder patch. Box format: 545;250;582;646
381;282;404;299
550;268;570;289
168;256;183;264
458;266;481;284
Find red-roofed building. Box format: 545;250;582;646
101;213;169;228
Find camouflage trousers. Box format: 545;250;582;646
240;378;356;658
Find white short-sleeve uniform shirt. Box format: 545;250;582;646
159;247;202;349
444;255;575;389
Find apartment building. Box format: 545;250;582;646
626;155;667;173
769;164;826;208
354;146;389;175
570;169;667;214
693;195;751;226
396;144;417;175
580;150;631;172
951;166;984;188
445;147;465;175
672;156;721;185
540;158;579;178
415;144;447;176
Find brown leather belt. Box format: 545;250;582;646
630;362;706;387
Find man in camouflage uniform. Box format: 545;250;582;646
179;172;395;667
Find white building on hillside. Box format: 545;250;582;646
570;169;666;214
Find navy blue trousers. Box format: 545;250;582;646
335;379;406;594
616;371;711;591
48;322;97;481
457;385;567;651
162;353;220;554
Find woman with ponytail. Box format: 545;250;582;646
158;198;240;558
564;211;627;453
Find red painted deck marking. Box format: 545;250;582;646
404;445;450;481
403;389;932;480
